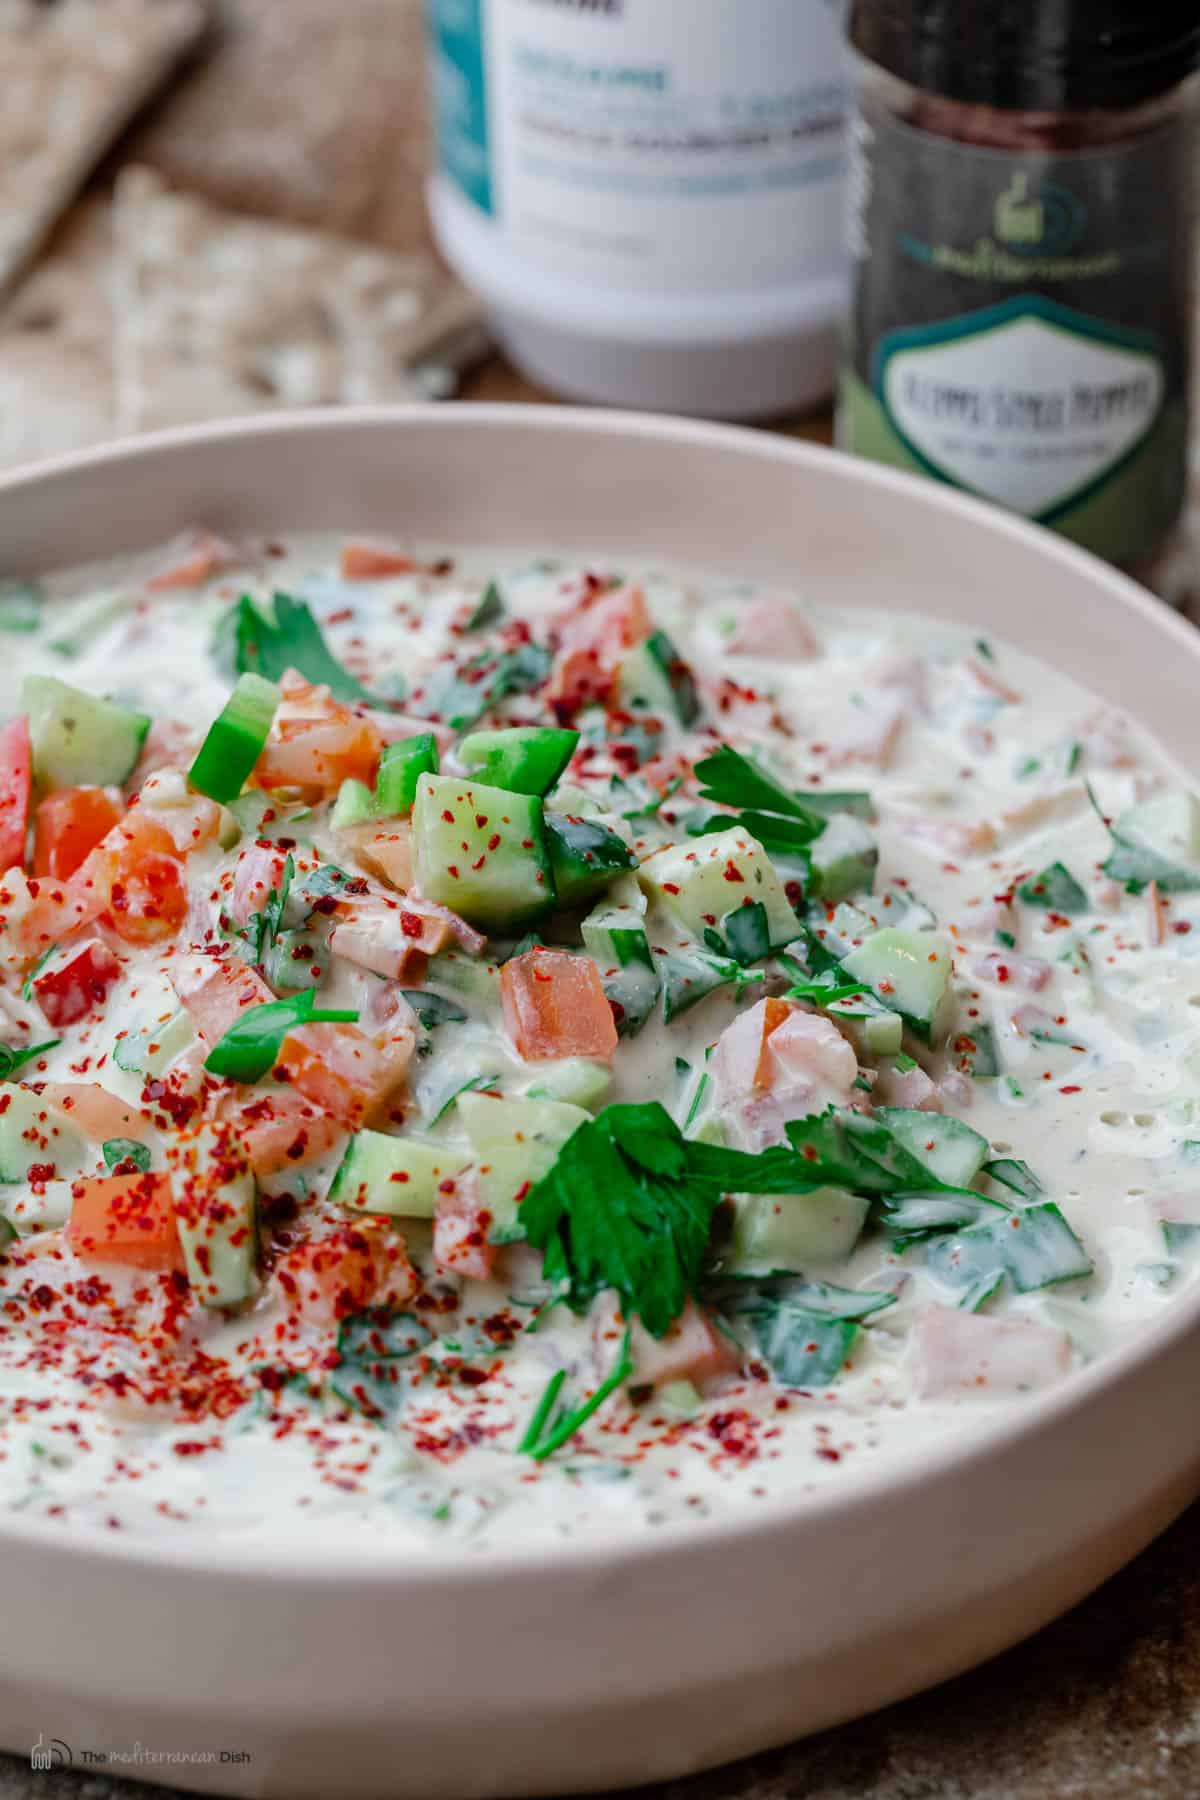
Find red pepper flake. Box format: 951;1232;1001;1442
1059;1085;1082;1094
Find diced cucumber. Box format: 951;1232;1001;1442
457;1091;587;1235
375;734;440;816
616;631;700;726
806;814;878;902
1103;790;1200;892
425;951;501;1002
413;774;555;930
660;948;740;1022
950;1022;1001;1078
657;1379;702;1418
166;1125;258;1308
804;899;878;961
874;1106;989;1188
22;674;151;789
263;928;328;993
580;903;654;972
729;1187;870;1273
458;727;578;797
841;928;954;1041
524;1058;613;1110
581;901;660;1035
0;1087;86;1183
1017;862;1087;914
639;827;797;949
330;1130;471;1218
822;990;904;1055
545;813;634;909
3;1179;73;1234
112;1008;196;1077
331;779;375;831
188;672;281;805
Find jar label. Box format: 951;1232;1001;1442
839;92;1196;568
877;297;1165;519
426;0;849;293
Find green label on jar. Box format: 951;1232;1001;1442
840;96;1196;568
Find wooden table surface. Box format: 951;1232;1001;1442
5;4;1198;1797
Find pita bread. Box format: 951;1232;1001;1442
112;166;488;432
0;200;115;469
0;0;208;298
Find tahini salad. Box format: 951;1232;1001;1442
0;529;1196;1546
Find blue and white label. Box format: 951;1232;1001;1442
427;0;494;216
428;0;848;292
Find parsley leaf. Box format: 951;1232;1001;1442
220;591;374;706
719;1278;896;1388
204;989;359;1083
693;746;826;837
0;1038;59;1079
521;1103;1028;1339
399;989;468;1029
410;642;552;731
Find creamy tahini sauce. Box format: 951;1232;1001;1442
0;532;1196;1550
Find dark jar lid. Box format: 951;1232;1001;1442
850;1;1200;112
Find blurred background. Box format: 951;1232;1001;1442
1;0;1196;599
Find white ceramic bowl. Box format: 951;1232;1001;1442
2;408;1200;1800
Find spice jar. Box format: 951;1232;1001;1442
837;1;1200;575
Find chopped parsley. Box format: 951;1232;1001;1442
330;1309;432;1418
218;591;376;706
204;989;359;1083
518;1329;634;1461
410;642;552;731
0;1037;59;1079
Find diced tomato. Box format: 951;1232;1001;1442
254;712;382;800
67;1170;185;1272
227;840;291;927
94;812;188;946
145;528;232;592
274;1022;414;1129
33;786;122;880
340;824;414;891
13;871;107;957
34;938;122;1027
433;1170;497;1282
137;769;224;855
500;948;617;1062
340;541;416;581
364;711;455;754
40;1081;151;1142
546;583;651;716
272;1219;417;1327
172;955;274;1045
714;997;856;1097
327;916;429;983
0;716;32;870
726;598;819;661
603;1300;741;1392
214;1089;343;1178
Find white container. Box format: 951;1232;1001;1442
425;0;850;418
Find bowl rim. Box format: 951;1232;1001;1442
2;401;1198;1583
